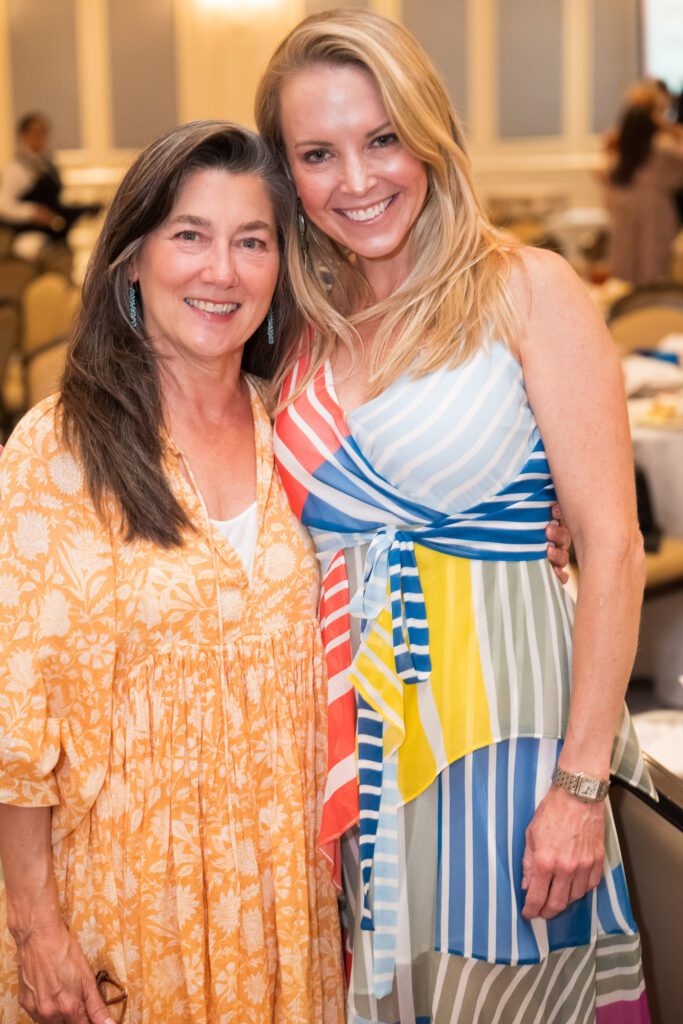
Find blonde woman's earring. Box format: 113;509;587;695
297;199;312;274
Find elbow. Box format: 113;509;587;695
576;525;646;592
631;528;647;595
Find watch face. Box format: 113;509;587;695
577;777;600;800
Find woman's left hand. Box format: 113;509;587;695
546;503;571;584
521;786;605;920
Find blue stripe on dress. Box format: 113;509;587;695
513;738;541;964
434;738;642;966
471;749;489;957
597;864;637;935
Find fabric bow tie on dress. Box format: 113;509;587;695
348;525;432;687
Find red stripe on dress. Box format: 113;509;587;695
318;550;358;890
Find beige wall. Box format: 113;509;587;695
0;0;642;208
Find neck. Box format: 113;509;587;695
355;239;413;303
160;352;246;428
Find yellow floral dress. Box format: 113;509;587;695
0;381;344;1023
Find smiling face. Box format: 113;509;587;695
279;63;428;289
133;167;279;370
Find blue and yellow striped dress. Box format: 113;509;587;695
274;340;652;1024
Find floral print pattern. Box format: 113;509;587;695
0;382;344;1023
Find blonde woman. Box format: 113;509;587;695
256;10;653;1023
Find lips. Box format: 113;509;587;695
337;195;395;223
185;298;239;314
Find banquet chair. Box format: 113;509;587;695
608;307;683;356
611;753;683;1024
22;272;80;357
0;255;38;303
0;226;15;258
607;284;683;356
24;335;69;409
0;300;20;435
608;282;683;319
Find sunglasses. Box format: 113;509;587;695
95;970;128;1023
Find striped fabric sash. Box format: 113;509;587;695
275;355;557;993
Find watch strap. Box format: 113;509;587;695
551;765;610;803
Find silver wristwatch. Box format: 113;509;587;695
551;765;610;803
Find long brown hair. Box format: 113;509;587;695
255;9;518;401
60;120;301;547
610;105;658;186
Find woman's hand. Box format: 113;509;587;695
521;785;605;920
15;919;114;1024
546;503;571;584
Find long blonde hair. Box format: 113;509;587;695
255;8;518;398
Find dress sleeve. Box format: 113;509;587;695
0;402;116;810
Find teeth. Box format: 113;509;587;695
342;197;392;222
186;298;238;314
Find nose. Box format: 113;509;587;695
340;152;377;197
202;240;239;288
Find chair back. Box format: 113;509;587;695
0;226;15;258
22;273;80;356
0;300;19;385
25;337;69;408
608;282;683;319
608;307;683;355
610;754;683;1024
0;256;37;302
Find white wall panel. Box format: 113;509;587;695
108;0;178;149
404;0;468;121
497;0;564;138
7;0;81;148
591;0;639;133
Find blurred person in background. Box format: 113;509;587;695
0;112;101;264
605;97;683;284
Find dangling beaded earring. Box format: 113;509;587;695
128;283;138;329
297;198;312;274
266;306;275;346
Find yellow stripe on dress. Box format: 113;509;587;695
350;549;495;805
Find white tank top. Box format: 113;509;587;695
210;501;258;580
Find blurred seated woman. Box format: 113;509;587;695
0;121;344;1024
606;102;683;284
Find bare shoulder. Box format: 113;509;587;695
507;246;608;357
508;246;592;317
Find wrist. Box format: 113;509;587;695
559;730;612;779
6;890;62;943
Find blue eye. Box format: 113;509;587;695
177;230;199;241
241;238;266;250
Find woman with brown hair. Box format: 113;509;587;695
606;99;683;284
0;121;344;1023
256;10;652;1023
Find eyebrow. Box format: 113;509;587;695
294;121;393;148
168;215;274;232
168;214;211;227
240;220;274;232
